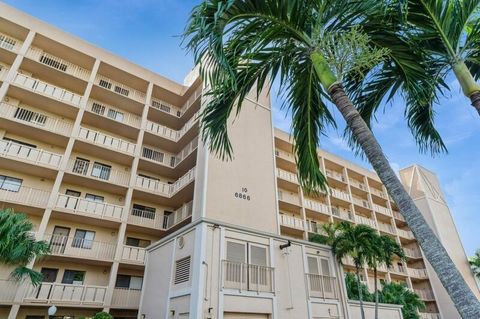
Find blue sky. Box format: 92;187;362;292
6;0;479;256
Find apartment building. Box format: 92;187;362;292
0;2;476;319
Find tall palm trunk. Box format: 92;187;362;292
453;61;480;116
326;82;480;318
355;265;366;319
471;92;480;116
374;267;379;319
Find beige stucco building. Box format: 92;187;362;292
0;2;477;319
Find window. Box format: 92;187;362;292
85;193;104;202
91;162;111;180
40;268;58;283
61;269;85;284
170;156;176;167
107;109;124;122
72;157;89;175
142;147;164;162
162;211;173;228
99;79;112;89
226;241;246;263
0;175;22;192
126;237;150;248
115;275;143;290
132;204;156;219
3;137;37;148
114;85;129;96
72;229;95;249
174;256;191;284
65;189;81;197
91;102;106;116
14;107;47;126
40;54;68;72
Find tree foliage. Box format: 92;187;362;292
469;249;480;279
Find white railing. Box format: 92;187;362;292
370;187;386;199
122;245;145;264
174;136;199;165
180;85;202;115
87;99;141;128
397;228;414;240
111;288;141;308
279;214;305;230
304;198;330;214
330;188;350;202
349;178;367;191
23;282;107;305
393;210;405;221
0;32;22;53
26;47;91;81
55;194;123;220
0;279;19;302
13;73;82;106
332;207;353;221
276;168;298;183
326;169;346;183
377;222;395;234
419;313;441;319
352;197;371;209
128;201;192;230
142;136;198;168
306;221;326;235
151;97;181;117
135;167;195;197
275;148;295;162
0;65;9;81
404;247;422;258
222;260;274;293
0;185;50;207
144;111;200;142
0;139;62;168
408;268;428;279
45;234;116;261
414;289;435;300
277;190;301;206
355;215;376;227
388;264;406;275
77;126;136;155
95;75;146;103
169;201;193;227
67;158;130;186
306;273;338;299
372;203;391;216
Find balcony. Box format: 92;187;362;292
222;260;274;293
77;126;136;155
355;215;376;228
151;97;181;118
13;73;82;106
86;99;141;128
179;85;202;116
128;201;192;230
419;313;441;319
306;221;326;236
0;279;19;302
275;148;295;162
121;245;146;264
393;210;405;221
67;158;130;186
349;178;367;191
304;198;330;214
0;32;22;53
0;139;62;169
373;203;391;216
305;273;339;299
277;190;301;206
55;193;124;221
0;185;50;208
330;188;350;202
332;207;354;221
370;187;386;199
23;282;107;306
404;247;422;259
142;136;198;169
135;167;195;198
414;289;435;300
0;65;8;81
45;234;116;261
326;169;346;183
95;74;146;104
279;214;305;231
111;288;141;309
397;229;415;240
0;102;74;136
352;197;371;209
407;268;428;279
144;111;199;142
388;264;407;275
377;222;396;234
25;46;91;81
276;168;298;184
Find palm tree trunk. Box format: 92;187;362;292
470;92;480;116
326;83;480;318
355;265;366;319
374;267;379;319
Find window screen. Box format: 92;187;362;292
226;241;246;263
250;246;267;266
308;256;319;274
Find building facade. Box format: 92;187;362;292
0;2;477;319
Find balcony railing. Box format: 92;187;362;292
151;97;181;118
67;158;130;186
304;198;330;214
95;75;146;103
13;73;82;106
0;185;50;207
414;289;435;300
279;214;305;230
135;167;195;197
305;273;339;299
45;234;116;261
388;264;407;275
407;268;428;279
144;111;200;142
0;279;20;302
0;65;9;81
397;229;415;240
393;210;405;221
378;222;396;234
0;139;62;169
349;178;367;191
370;187;386;199
419;313;441;319
129;201;193;230
276;168;298;184
404;247;422;259
306;221;326;235
326;169;346;183
355;215;376;227
179;85;202;115
332;207;353;221
87;99;141;128
0;32;22;53
77;126;136;155
372;203;391;216
330;188;350;202
121;245;146;264
23;282;107;305
111;288;141;309
55;193;124;221
222;260;274;293
352;197;371;209
277;190;301;206
275;148;295;162
25;47;91;81
142;136;198;168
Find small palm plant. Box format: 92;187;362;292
379;281;425;319
0;209;49;285
469;249;480;279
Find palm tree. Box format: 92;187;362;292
183;1;480;317
469;249;480;279
380;281;425;319
0;209;49;285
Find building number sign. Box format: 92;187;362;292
235;187;251;201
